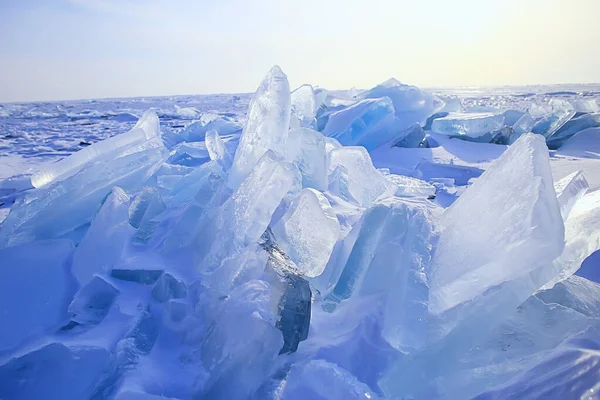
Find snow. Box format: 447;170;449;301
1;70;600;400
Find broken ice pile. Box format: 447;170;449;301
1;66;600;400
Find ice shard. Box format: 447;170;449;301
31;111;162;188
72;187;134;285
291;84;321;128
287;128;328;190
205;129;233;170
151;273;187;303
392;123;426;148
531;98;576;138
431;112;505;140
360;78;444;129
68;276;119;326
385;174;436;198
546;112;600;149
429;133;564;315
272;188;340;277
327;146;397;207
553;170;589;220
322;97;400;151
229;66;291;189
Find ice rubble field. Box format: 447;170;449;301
1;68;600;400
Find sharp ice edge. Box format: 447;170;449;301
1;67;599;400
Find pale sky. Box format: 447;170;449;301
1;0;599;102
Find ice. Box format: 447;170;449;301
553;170;589;220
321;97;400;151
502;109;526;126
151;273;187;303
287;128;328;190
274;272;312;354
360;78;444;129
385;174;436;198
205;129;233;170
510;113;534;143
574;98;599;114
0;138;167;248
0;343;110;400
272;188;340;277
429;133;564;315
0;239;74;351
72;187;134;285
431;112;505;140
531;98;576;138
68;276;119;325
274;360;379;399
546;112;600;149
327;146;397;207
111;268;164;284
229;66;291;189
167;142;210;167
392;123;425;148
199;150;300;272
31;111;161;188
291;84;322;128
181;115;242;143
131;187;166;244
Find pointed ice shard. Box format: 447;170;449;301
327;146;397;207
31;111;161;188
429;133;564;315
291;84;321;128
287;128;328;190
199;150;300;272
72;187;134;285
531;98;576;138
272;188;340;277
205;129;233;170
554;170;589;220
229;66;291;189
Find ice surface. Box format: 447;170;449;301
574;98;599;114
229;66;291;189
181;115;242;143
151;273;187;303
0;239;74;351
272;188;340;277
546;112;600;149
510;113;534;143
0;343;110;400
553;170;589;220
327;146;397;207
429;133;564;314
431;112;505;139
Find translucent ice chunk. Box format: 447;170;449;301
205;129;233;170
272;188;340;277
573;98;599;114
151;273;187;303
32;111;161;188
287;128;328;190
0;343;110;400
510;113;534;144
72;187;134;285
553;170;589;220
327;146;397;207
360;78;444;129
326;198;436;353
274;272;312;354
0;239;74;351
546;113;600;149
200;151;300;272
180;114;242;143
431;112;505;139
167;142;210;167
392;123;425;148
229;66;291;189
322;97;400;151
385;174;436;198
277;360;379;399
291;84;321;128
429;133;564;314
68;276;119;325
0;142;167;248
531;98;576;138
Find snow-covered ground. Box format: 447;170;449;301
1;72;600;399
